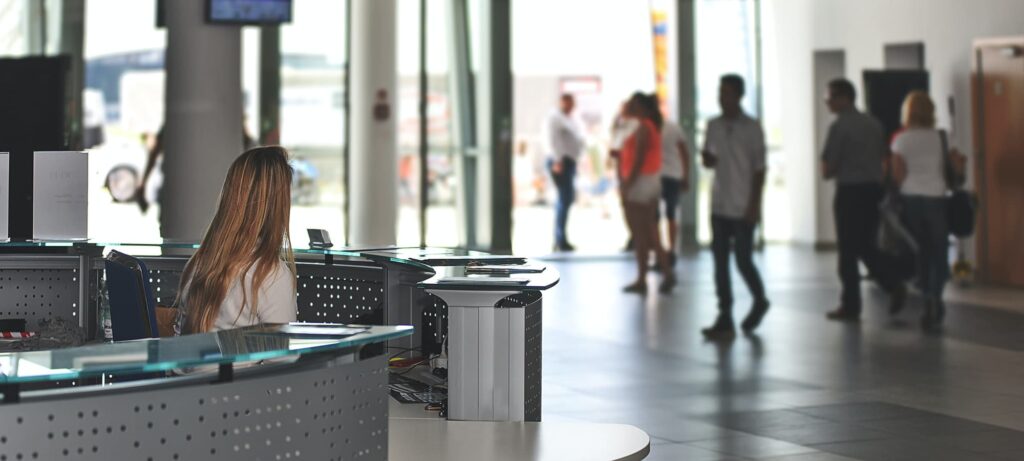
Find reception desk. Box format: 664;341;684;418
0;241;559;423
0;324;412;460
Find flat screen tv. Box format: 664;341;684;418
207;0;292;25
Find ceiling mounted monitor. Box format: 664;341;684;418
207;0;292;25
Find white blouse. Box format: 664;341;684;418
176;260;297;334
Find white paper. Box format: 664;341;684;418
0;152;8;240
33;151;88;240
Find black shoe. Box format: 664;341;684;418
921;299;943;331
826;307;860;322
553;242;576;252
658;273;677;294
889;283;907;315
623;282;647;295
702;315;736;339
741;299;770;332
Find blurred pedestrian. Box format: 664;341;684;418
820;78;906;322
544;94;585;252
889;91;966;329
620;93;675;294
700;75;770;338
659;116;691;266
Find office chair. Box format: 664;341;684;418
104;250;159;341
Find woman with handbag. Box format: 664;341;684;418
890;91;967;330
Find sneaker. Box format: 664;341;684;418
741;299;771;332
701;315;736;339
826;308;860;322
889;283;907;315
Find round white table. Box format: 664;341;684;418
389;402;650;461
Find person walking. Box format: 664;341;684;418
659;116;691;266
700;75;770;338
890;91;965;329
620;93;675;294
821;78;906;321
544;94;585;252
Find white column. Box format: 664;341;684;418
161;0;243;241
349;0;399;246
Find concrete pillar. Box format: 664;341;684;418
349;0;398;246
161;0;243;240
676;0;699;252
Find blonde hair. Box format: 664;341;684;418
179;146;296;333
901;90;936;128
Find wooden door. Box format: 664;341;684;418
973;38;1024;287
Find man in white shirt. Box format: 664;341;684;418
700;74;770;339
544;94;584;251
659;120;691;265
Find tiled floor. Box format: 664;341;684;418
539;246;1024;460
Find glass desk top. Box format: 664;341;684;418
0;324;412;385
0;241;558;291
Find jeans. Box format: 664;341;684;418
711;215;767;314
834;183;899;312
548;157;576;247
902;195;949;300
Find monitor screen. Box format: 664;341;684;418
207;0;292;24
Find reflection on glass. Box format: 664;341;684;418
0;325;412;384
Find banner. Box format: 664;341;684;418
650;0;670;116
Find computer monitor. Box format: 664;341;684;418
206;0;292;25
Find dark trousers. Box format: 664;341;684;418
548;157;576;246
902;195;949;300
834;183;897;312
712;215;767;314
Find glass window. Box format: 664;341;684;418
280;0;347;244
83;0;166;242
695;0;787;242
396;0;456;247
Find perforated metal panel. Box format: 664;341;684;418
296;264;383;325
0;351;389;461
0;256;86;328
134;258;385;325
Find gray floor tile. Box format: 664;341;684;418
688;433;819;458
813;438;999;461
863;414;1006;438
792;402;925;422
923;428;1024;453
707;409;832;433
645;443;748;461
758;453;863;461
751;422;891;445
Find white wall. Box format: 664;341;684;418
767;0;1024;244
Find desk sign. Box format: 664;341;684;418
33;151;88;240
0;152;8;240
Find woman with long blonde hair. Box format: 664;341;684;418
890;90;966;330
175;146;297;334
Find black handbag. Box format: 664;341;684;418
938;131;975;237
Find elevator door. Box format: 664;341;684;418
974;39;1024;287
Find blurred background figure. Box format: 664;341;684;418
658;109;691;267
543;93;585;252
620;93;674;295
820;78;906;322
700;75;769;339
889;90;966;330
